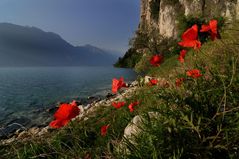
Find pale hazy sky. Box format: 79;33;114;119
0;0;140;55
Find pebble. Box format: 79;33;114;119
38;127;49;136
78;105;85;113
84;104;91;110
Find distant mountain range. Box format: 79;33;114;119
0;23;118;66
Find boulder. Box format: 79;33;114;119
123;112;160;143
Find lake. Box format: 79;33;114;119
0;67;136;128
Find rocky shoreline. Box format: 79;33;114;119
0;80;139;145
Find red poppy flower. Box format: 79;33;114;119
101;125;109;136
112;77;127;93
186;69;203;78
49;119;70;129
200;24;211;32
178;24;201;49
112;101;125;109
175;78;185;87
150;54;164;67
177;50;187;63
148;79;158;86
128;101;140;112
49;103;80;128
200;19;218;40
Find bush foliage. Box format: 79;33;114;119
114;48;142;68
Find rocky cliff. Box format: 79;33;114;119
139;0;239;39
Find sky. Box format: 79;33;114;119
0;0;140;55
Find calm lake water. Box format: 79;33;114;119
0;67;136;127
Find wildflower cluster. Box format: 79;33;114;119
89;19;219;137
48;19;219;136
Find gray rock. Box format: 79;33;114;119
28;127;41;135
1;136;16;145
84;104;91;110
130;81;139;87
124;115;143;139
144;76;153;84
123;112;160;142
17;130;29;139
117;112;160;154
78;105;85;113
38;127;49;136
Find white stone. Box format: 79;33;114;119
38;127;49;136
84;104;91;110
28;127;40;135
123;112;160;140
130;81;139;87
144;76;152;84
78;105;85;113
124;115;143;139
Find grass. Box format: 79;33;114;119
1;22;239;159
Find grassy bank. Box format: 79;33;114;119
1;22;239;159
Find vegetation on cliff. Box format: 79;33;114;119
114;48;142;68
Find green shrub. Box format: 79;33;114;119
114;48;143;68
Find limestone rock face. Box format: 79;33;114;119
179;0;203;16
159;3;178;38
139;0;239;39
237;0;239;19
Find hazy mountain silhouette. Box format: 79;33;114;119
0;23;118;66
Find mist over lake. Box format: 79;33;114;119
0;66;136;127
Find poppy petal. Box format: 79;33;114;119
112;102;125;109
112;77;126;93
150;55;164;66
49;119;70;128
209;19;218;35
182;24;198;41
179;25;201;49
128;101;140;112
175;78;185;87
148;79;158;86
54;103;80;120
177;56;185;63
101;125;110;136
49;103;80;128
186;69;203;78
200;25;211;32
